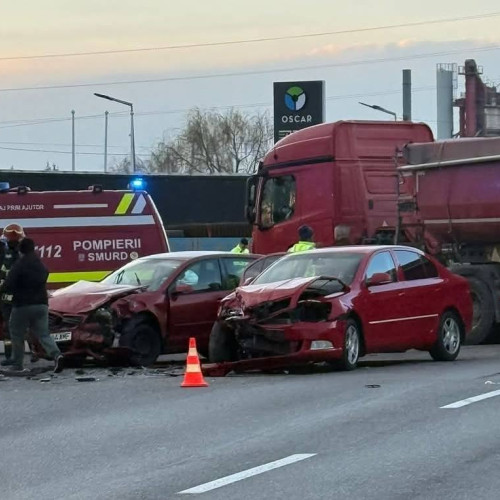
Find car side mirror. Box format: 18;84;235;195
366;272;392;287
242;276;255;286
171;283;194;296
245;176;259;224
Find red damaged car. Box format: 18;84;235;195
46;251;258;365
209;246;473;371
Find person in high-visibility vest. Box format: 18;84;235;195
231;238;249;254
288;225;316;253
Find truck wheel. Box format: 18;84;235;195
430;311;462;361
119;318;162;366
466;277;494;345
209;322;238;363
337;319;361;371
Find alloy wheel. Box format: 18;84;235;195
442;317;460;354
346;324;360;365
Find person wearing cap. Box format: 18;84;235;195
0;223;24;366
231;238;250;254
288;225;316;253
0;238;64;374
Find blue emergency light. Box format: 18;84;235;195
129;177;146;191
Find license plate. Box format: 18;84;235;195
51;332;72;342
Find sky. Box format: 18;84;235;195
1;0;499;172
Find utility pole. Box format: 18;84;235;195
71;110;76;171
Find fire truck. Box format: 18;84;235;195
0;181;169;289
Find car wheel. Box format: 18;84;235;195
338;319;361;371
119;318;162;366
430;311;462;362
209;322;238;363
466;277;494;345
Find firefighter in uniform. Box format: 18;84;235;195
0;223;25;366
288;225;316;253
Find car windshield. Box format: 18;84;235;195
252;251;363;286
101;258;184;291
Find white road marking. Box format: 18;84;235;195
178;453;316;494
441;389;500;409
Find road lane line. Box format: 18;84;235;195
178;453;316;494
441;389;500;409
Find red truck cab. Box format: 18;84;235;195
247;120;433;254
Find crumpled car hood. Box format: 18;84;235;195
49;280;143;314
234;277;319;308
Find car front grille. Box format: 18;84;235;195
48;313;83;330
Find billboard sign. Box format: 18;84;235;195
273;81;325;143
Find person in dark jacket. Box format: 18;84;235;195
0;223;27;365
0;238;64;373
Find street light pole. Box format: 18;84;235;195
359;101;397;121
104;111;109;173
130;104;136;174
94;93;136;172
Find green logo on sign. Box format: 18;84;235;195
285;86;306;111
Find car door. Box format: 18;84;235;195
355;250;410;352
167;258;227;353
220;256;255;289
240;258;265;285
393;250;443;347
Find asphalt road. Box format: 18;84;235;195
2;346;500;500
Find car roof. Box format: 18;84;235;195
139;251;259;261
253;252;286;260
288;245;425;256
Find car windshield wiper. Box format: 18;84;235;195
134;272;141;286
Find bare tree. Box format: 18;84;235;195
150;108;273;174
110;156;150;174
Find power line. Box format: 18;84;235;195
0;112;127;130
0;12;498;62
0;44;497;94
0;145;147;157
0;114;443;156
0;140;151;150
0;85;435;131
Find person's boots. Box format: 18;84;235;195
1;341;14;366
29;343;39;363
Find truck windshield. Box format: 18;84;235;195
259;175;296;228
252;251;362;286
102;258;183;291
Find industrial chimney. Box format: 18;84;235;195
436;63;455;139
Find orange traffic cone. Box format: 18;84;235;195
181;337;209;388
